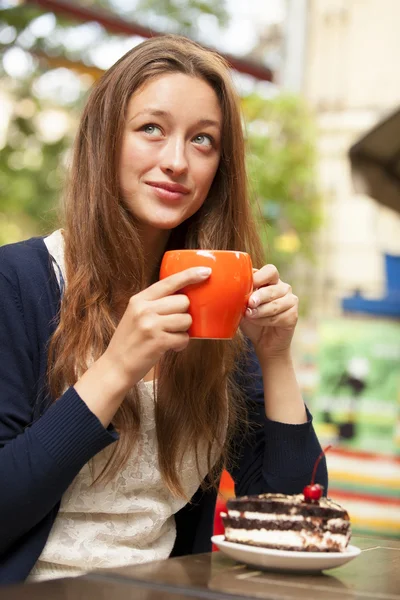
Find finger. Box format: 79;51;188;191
169;332;190;353
152;294;190;316
249;281;292;308
162;313;193;333
246;293;297;319
248;305;298;329
253;264;280;289
145;267;211;301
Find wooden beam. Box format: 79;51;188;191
31;49;105;78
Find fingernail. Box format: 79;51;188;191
251;293;260;307
197;267;212;277
246;307;257;317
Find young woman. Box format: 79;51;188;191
0;35;327;584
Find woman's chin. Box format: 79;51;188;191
146;213;191;231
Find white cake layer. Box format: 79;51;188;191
224;527;349;551
227;510;303;520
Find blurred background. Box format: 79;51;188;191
1;0;399;539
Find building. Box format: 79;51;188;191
279;1;400;540
283;0;400;316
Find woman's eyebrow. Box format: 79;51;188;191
195;118;221;130
130;109;169;122
129;109;220;130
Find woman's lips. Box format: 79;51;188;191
146;181;190;203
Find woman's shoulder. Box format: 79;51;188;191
0;236;50;282
0;235;60;326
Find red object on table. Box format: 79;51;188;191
213;470;235;550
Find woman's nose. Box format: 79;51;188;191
160;138;188;176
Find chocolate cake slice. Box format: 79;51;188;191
221;493;351;552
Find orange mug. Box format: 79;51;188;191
159;249;253;339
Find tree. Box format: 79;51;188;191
242;92;322;305
134;0;228;33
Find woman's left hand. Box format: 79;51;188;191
240;264;299;359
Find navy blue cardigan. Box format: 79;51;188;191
0;237;327;585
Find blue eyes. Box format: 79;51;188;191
143;124;162;136
141;124;213;147
193;134;212;147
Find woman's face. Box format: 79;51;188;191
119;73;222;233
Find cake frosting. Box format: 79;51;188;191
221;493;351;552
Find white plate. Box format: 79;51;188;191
211;535;361;573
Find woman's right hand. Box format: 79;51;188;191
74;266;211;426
104;266;211;387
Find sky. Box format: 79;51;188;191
201;0;285;54
107;0;286;57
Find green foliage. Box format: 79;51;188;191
0;52;86;241
242;93;322;275
0;106;71;239
135;0;228;32
0;6;43;30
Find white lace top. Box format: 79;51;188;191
28;230;216;581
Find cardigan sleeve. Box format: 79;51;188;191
0;272;117;557
229;345;328;497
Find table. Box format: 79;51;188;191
0;576;222;600
1;535;399;600
90;535;400;600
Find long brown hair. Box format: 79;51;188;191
48;35;265;498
